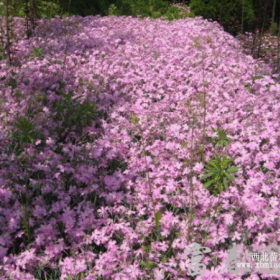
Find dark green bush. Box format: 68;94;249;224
190;0;255;34
112;0;169;18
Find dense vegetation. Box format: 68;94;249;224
1;0;280;33
0;1;280;280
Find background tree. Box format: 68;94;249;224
272;0;277;28
5;0;11;66
190;0;255;35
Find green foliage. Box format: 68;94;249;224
2;0;279;31
22;208;32;243
108;3;118;15
252;75;264;82
181;140;189;148
5;77;18;89
34;264;61;280
164;4;194;20
112;0;169;18
201;153;239;196
129;113;139;125
211;127;232;149
107;0;193;20
190;0;255;34
53;91;97;137
164;6;181;20
155;210;161;228
29;47;44;59
270;22;279;35
10;116;43;153
1;0;61;18
38;1;61;18
201;128;238;195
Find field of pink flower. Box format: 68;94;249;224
0;16;280;280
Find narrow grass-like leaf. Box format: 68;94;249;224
227;167;239;173
203;179;216;189
155;210;161;228
223;177;228;189
224;172;235;181
200;172;215;180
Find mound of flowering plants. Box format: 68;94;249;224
0;15;280;280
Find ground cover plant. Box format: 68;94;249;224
0;15;280;280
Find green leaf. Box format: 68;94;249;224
28;135;34;143
155;210;161;228
130;114;139;125
205;165;217;171
252;75;263;82
203;179;216;189
206;161;219;170
141;261;157;269
223;177;228;189
29;47;43;59
227;167;239;173
200;172;215;181
181;141;189;148
224;172;235;181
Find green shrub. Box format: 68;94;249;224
164;5;195;20
190;0;255;34
164;6;181;20
52;91;97;139
9;116;44;154
200;153;239;196
29;47;44;59
200;128;239;196
111;0;169;18
108;3;118;15
38;1;62;18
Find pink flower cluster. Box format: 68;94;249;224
0;15;280;279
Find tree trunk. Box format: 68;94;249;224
5;0;11;67
257;0;268;58
30;0;36;33
241;0;245;34
68;0;72;13
271;0;277;30
25;0;31;39
277;19;280;73
252;1;262;55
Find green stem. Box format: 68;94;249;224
201;54;207;162
187;118;195;244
